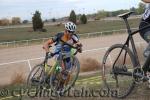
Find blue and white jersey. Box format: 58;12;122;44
53;32;79;53
143;4;150;20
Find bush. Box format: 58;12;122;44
52;18;56;22
22;20;29;24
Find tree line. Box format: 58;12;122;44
0;2;146;32
94;2;145;20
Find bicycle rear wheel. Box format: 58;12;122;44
50;56;80;95
102;44;136;98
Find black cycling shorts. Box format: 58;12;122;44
139;19;150;42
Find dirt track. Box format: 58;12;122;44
0;33;147;85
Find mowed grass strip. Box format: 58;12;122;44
0;18;140;42
77;76;101;82
76;76;102;85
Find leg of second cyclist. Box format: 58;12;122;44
143;31;150;88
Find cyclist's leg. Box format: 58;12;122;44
62;52;72;73
143;31;150;58
61;52;72;86
142;29;150;87
139;20;150;57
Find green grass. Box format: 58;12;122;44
0;74;101;100
0;84;27;100
0;18;141;42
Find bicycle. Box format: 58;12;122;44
27;40;81;96
102;11;150;98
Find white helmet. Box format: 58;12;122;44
65;22;76;33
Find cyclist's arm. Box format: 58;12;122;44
142;0;150;3
75;41;83;53
43;32;63;52
72;34;82;53
43;39;54;52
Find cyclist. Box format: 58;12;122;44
139;0;150;87
43;21;82;86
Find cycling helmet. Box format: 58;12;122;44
65;22;76;33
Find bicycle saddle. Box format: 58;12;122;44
118;11;134;19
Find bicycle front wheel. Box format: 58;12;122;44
102;44;136;98
27;64;45;87
64;56;80;91
50;56;80;95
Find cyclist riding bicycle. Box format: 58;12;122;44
43;21;82;83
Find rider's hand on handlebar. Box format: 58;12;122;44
46;52;54;59
76;43;82;53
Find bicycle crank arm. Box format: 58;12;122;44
114;71;132;76
133;73;149;81
114;71;149;81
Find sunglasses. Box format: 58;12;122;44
67;30;74;34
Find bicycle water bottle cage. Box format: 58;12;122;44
118;11;134;19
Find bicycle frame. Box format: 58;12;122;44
44;47;77;76
115;17;150;74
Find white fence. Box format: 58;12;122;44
0;41;146;70
0;28;138;48
0;47;109;70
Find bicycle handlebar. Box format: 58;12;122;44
60;39;82;55
44;40;82;63
60;39;78;49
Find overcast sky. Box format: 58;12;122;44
0;0;141;20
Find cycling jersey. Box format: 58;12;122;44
140;4;150;39
52;32;79;71
143;4;150;22
52;32;79;54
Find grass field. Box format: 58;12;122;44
0;18;141;42
0;73;101;100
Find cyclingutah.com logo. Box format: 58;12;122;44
0;86;118;98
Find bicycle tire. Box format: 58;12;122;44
102;44;137;98
27;64;45;87
50;56;80;95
